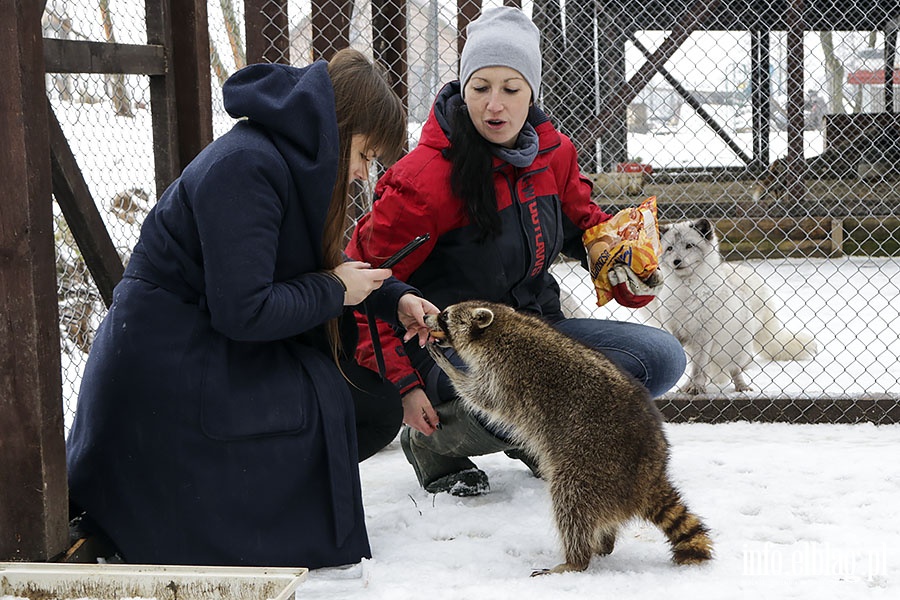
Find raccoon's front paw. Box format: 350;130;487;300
530;562;587;577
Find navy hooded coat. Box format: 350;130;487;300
66;61;415;568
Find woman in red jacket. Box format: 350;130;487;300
347;7;685;496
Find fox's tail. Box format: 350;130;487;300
645;479;714;565
726;265;819;361
753;300;819;361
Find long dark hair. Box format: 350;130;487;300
446;103;501;240
323;48;406;361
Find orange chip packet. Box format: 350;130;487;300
582;196;661;307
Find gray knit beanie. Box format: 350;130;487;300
459;7;542;100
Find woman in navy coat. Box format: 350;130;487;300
66;49;437;568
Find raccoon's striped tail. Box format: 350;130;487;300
646;480;714;565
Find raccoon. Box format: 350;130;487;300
424;301;713;575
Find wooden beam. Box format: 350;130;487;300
590;0;721;141
0;0;69;562
750;29;772;171
885;17;898;112
659;396;900;425
784;0;807;205
170;0;212;169
43;39;166;75
246;0;289;64
630;34;752;165
48;102;124;308
310;0;352;62
372;0;408;110
456;0;481;60
146;0;180;197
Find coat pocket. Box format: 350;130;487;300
199;338;313;440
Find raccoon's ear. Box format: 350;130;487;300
692;218;714;240
471;307;494;330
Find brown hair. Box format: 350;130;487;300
323;48;406;362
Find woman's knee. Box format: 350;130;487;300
553;318;686;398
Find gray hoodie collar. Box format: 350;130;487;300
490;122;538;168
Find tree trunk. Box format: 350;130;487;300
219;0;246;69
210;41;230;87
98;0;134;117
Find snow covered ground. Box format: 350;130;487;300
294;421;899;599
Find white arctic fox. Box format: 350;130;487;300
641;218;818;395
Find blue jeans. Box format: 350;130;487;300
551;318;686;399
423;318;686;404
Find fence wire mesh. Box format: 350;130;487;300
44;0;900;427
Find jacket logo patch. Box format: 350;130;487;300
522;179;545;276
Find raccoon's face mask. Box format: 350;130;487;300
425;305;495;348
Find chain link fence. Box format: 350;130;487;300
45;0;900;427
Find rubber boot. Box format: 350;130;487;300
401;400;512;496
504;448;544;479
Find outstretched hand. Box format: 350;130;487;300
398;293;440;347
402;387;440;435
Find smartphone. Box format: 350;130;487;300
379;233;430;268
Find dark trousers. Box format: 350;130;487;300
341;361;404;462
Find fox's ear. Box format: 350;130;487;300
692;218;714;239
659;223;671;236
471;307;494;329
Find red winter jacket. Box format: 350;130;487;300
346;82;610;393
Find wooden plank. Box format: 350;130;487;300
247;0;289;64
43;39;166;75
47;102;124;308
170;0;213;169
658;396;900;425
0;0;68;562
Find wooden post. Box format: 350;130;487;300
372;0;408;110
0;0;69;561
750;29;772;172
456;0;481;61
146;0;181;197
885;17;898;113
830;218;844;257
246;0;290;64
170;0;213;169
784;0;807;205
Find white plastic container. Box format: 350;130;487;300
0;562;307;600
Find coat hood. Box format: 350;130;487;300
222;61;339;265
223;61;338;158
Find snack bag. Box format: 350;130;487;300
583;196;662;307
